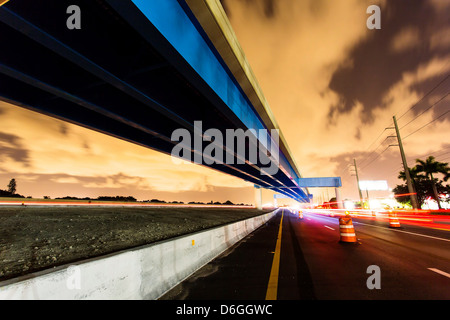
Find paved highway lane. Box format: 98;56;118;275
161;209;450;300
295;211;450;299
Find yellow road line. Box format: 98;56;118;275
265;210;284;300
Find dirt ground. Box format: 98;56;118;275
0;206;272;281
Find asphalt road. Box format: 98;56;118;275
161;209;450;300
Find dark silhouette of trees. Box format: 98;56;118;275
0;178;24;198
394;157;449;209
415;156;449;209
7;178;16;195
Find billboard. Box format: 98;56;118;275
359;180;388;191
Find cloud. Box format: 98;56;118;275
221;0;276;19
429;0;450;11
220;0;449;202
390;27;421;53
82;173;150;190
430;27;450;50
0;101;252;198
58;123;69;136
221;0;384;158
0;170;254;203
381;54;450;119
327;0;441;124
50;176;81;184
0;131;30;167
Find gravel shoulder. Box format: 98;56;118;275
0;206;273;281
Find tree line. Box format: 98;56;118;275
0;179;248;205
0;178;25;198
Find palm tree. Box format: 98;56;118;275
398;166;424;183
415;156;450;209
397;167;424;208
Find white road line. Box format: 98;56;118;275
428;268;450;279
356;221;450;242
324;225;335;230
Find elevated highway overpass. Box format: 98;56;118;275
0;0;324;203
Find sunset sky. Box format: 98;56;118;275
1;0;449;205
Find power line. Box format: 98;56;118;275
396;72;450;121
434;150;450;159
358;132;396;166
437;155;450;162
356;105;449;172
399;91;450;130
363;126;389;152
397;81;450;127
355;71;450;172
390;148;450;175
359;138;386;164
405;147;450;163
403;109;450;140
360;145;392;170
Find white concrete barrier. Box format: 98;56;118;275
0;209;278;300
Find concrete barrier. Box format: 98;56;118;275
0;209;278;300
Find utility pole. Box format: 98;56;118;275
392;116;419;209
351;159;364;208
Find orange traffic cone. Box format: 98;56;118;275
388;211;401;228
339;216;357;243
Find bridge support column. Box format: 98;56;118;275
335;187;344;209
254;185;262;210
